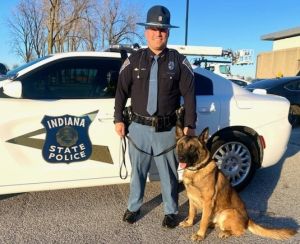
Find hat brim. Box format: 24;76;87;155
137;22;179;28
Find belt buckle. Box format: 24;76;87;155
151;116;158;127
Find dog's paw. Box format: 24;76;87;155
218;230;231;239
191;233;204;241
179;220;193;228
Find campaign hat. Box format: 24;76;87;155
137;5;179;29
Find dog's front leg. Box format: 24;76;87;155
179;199;197;227
191;201;213;241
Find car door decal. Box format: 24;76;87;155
41;115;92;163
6;111;113;164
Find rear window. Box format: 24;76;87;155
194;73;213;95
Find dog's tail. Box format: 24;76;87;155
248;219;297;240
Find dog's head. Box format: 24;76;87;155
176;127;210;170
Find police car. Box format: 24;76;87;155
0;48;291;194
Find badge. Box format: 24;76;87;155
168;61;175;71
41;115;92;163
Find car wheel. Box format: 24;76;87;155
210;131;258;191
289;105;300;127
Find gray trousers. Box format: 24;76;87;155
127;122;179;215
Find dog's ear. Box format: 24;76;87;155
198;127;209;144
176;125;184;140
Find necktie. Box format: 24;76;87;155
146;55;159;115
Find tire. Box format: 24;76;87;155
210;131;259;191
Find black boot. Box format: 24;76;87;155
162;214;177;228
123;209;140;224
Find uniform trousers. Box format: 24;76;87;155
127;121;179;215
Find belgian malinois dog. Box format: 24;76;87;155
176;126;297;241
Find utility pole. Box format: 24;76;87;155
185;0;189;45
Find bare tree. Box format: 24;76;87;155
8;0;143;62
65;0;99;51
97;0;143;49
28;0;47;58
46;0;60;54
8;0;35;62
79;0;99;51
45;0;93;53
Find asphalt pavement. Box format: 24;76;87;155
0;128;299;244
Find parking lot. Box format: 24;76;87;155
0;127;299;244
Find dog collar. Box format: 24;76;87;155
186;154;211;171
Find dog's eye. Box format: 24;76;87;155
189;146;196;153
178;144;183;151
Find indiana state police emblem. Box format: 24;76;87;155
41;115;92;163
168;61;175;71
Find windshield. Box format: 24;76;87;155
6;56;51;77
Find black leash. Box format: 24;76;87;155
119;137;128;180
126;135;176;157
119;135;177;180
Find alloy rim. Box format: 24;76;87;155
213;141;251;187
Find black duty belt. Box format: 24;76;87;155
131;112;177;132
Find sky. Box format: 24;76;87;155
1;0;300;78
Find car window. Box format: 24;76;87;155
285;79;300;91
0;63;8;75
194;72;213;95
7;56;51;77
20;57;122;99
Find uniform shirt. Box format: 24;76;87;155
114;47;196;128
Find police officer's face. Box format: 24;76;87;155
145;27;169;54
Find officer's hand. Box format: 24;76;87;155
115;122;125;137
183;127;195;136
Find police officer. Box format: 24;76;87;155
114;5;196;228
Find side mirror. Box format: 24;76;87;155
3;81;22;98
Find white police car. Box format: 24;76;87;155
0;50;291;194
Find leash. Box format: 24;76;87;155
119;135;177;180
119;137;128;180
126;135;176;157
126;136;176;158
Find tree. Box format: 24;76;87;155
97;0;143;49
8;0;33;62
28;0;47;58
45;0;98;53
8;0;47;62
8;0;143;62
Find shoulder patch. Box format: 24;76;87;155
119;58;130;74
182;58;194;76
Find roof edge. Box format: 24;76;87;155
261;26;300;41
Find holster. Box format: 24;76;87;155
122;106;132;135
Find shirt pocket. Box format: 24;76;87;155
160;72;179;92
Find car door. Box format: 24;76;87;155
0;56;129;194
194;72;221;134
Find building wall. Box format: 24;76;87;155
256;47;300;78
273;36;300;50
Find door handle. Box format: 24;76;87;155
97;113;114;122
198;103;216;113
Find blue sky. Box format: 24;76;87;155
1;0;300;78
